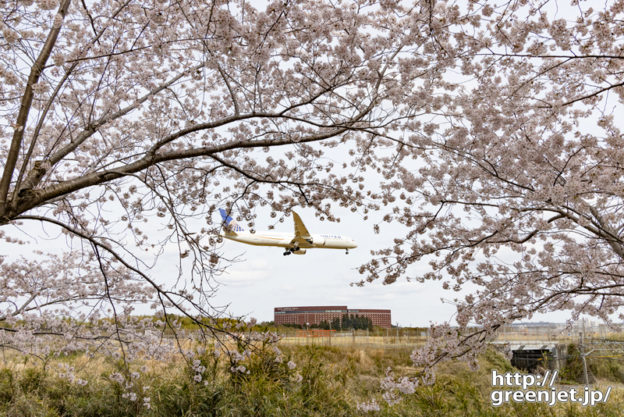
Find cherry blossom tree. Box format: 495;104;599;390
3;0;623;388
358;0;624;372
0;0;455;358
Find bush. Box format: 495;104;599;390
559;344;592;384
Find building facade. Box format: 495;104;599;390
274;305;392;328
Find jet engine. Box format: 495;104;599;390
292;249;307;255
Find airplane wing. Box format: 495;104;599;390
291;211;312;245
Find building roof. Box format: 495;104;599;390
274;306;390;313
275;306;348;312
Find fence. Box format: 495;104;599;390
278;329;427;348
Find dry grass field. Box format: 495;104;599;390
2;336;624;416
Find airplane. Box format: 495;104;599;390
218;208;357;256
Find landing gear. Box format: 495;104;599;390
346;249;349;254
284;246;299;256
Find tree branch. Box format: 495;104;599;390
0;0;71;219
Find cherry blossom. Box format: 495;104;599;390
357;0;624;377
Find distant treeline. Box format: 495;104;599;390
282;314;374;331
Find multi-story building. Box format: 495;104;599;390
274;305;391;328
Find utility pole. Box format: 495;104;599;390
580;318;590;386
395;322;399;344
306;322;310;346
579;331;589;385
328;320;332;346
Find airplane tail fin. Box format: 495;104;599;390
219;208;245;234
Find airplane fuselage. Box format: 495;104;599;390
222;231;356;250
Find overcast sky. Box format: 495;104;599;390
211;206;458;327
207;205;574;326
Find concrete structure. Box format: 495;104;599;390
491;341;567;372
274;305;392;328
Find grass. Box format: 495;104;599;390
1;344;624;416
